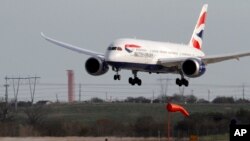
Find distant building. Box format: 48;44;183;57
36;100;52;105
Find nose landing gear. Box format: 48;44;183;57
114;74;120;80
113;67;121;80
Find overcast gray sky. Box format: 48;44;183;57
0;0;250;102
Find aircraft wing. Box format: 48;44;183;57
41;32;105;59
158;52;250;68
202;52;250;64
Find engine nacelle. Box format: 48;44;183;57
181;58;206;78
85;57;109;76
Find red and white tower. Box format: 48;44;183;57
67;70;75;103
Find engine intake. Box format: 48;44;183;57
85;57;109;76
181;59;206;78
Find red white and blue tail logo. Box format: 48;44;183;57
189;4;208;50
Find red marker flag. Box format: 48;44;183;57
166;103;189;117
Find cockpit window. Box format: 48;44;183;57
107;47;123;51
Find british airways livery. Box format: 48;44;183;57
41;4;250;87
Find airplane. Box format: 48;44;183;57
41;4;250;87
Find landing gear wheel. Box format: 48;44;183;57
134;77;141;86
128;70;142;86
113;67;121;81
129;77;133;84
130;79;135;86
128;77;141;86
176;78;189;87
114;74;121;80
182;78;189;87
137;79;142;86
176;78;182;87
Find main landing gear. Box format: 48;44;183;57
128;70;142;86
113;67;121;80
112;68;142;86
176;73;189;87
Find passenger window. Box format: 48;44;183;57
117;47;122;51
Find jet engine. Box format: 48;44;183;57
181;58;206;78
85;57;109;76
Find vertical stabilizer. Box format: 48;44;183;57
189;4;208;50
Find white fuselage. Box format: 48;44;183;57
105;38;205;73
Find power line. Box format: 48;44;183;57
5;76;40;110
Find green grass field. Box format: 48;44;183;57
12;102;250;140
37;103;250;125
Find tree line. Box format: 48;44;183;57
91;95;250;104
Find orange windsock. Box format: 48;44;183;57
166;103;189;117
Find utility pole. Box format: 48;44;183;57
165;78;171;99
242;84;245;100
4;84;9;105
56;93;59;103
158;78;164;98
208;89;210;102
4;77;9;106
79;83;81;102
179;86;185;103
5;76;40;110
158;78;172;103
152;90;155;104
105;92;108;102
12;77;20;111
179;86;185;95
28;76;40;104
110;96;112;102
